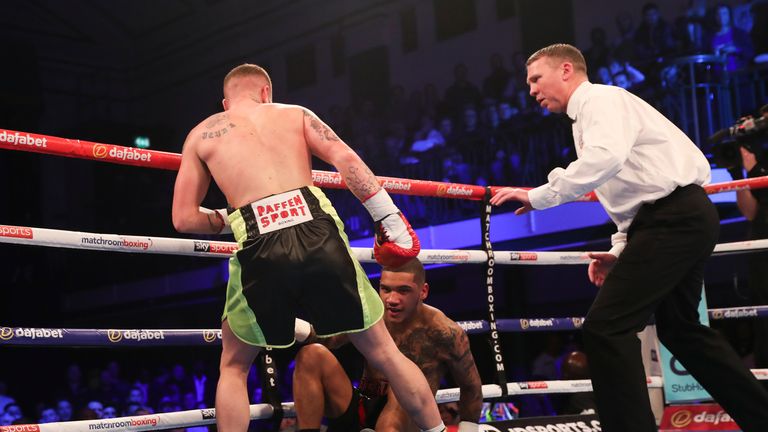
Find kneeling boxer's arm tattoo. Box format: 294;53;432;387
448;326;483;422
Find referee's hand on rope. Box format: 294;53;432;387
489;187;533;215
587;252;617;287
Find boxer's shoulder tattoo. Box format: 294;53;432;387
202;114;234;140
303;109;340;141
395;324;458;383
205;113;227;128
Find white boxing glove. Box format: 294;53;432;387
458;421;479;432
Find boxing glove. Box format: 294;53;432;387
361;189;420;268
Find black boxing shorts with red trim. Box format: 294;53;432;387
223;186;384;348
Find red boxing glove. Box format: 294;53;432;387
362;189;420;268
374;212;420;268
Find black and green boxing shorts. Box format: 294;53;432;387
223;186;384;348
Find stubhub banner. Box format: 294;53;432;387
659;285;712;403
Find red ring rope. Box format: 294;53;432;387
2;128;766;200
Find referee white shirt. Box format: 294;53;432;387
527;81;711;256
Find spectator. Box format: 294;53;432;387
63;364;87;406
596;66;613;85
0;412;13;426
87;400;104;419
613;11;637;63
507;51;529;96
0;382;15;413
381;122;409;170
444;63;482;117
3;403;23;423
104;361;129;396
613;71;632;90
126;386;146;407
608;58;646;89
423;83;444;119
455;105;489;163
75;407;99;421
441;151;473;185
483;53;512;100
404;89;426;130
709;3;754;71
182;392;198;411
97;369;123;408
158;395;181;414
102;406;117;419
633;3;676;69
130;368;152;408
489;149;511;185
410;115;445;154
134;407;154;416
559;351;597;415
123;403;143;417
481;100;501;133
584;27;611;77
437;116;456;147
673;0;708;55
169;363;194;396
55;398;73;422
531;334;565;380
190;360;213;406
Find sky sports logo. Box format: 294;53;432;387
0;425;41;432
0;225;33;239
193;241;238;254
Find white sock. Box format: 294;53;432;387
421;423;446;432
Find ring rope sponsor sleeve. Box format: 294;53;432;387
4;312;767;347
1;224;766;262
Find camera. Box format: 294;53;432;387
709;105;768;169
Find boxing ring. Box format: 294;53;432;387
2;128;768;431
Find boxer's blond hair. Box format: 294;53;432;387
223;63;272;99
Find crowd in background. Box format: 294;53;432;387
320;1;765;236
2;2;767;430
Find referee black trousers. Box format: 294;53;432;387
582;184;768;432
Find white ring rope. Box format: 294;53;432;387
6;369;767;431
1;224;767;264
17;379;667;432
